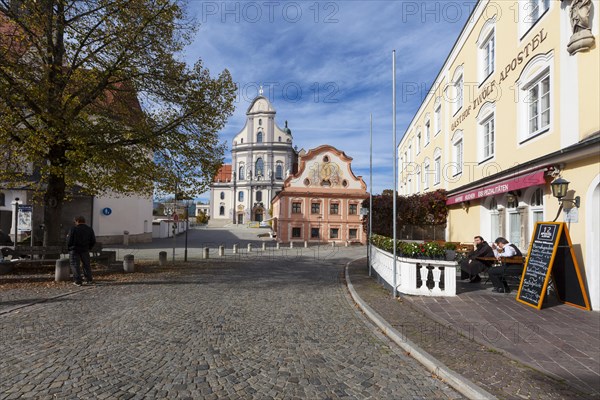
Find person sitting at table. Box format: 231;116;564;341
460;236;495;283
488;237;523;293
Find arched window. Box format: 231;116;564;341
238;164;245;180
530;188;544;227
258;118;262;126
255;158;264;177
256;191;262;202
275;162;283;179
219;206;225;216
238;191;244;202
220;192;225;200
256;131;263;143
531;188;543;206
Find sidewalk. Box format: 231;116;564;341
347;258;600;400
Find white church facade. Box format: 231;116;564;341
210;95;298;224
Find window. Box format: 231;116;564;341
256;131;263;143
425;124;430;145
483;34;495;78
219;206;225;216
452;133;463;176
349;229;357;239
530;188;544;226
330;228;339;239
477;18;496;83
238;164;245;180
311;203;320;214
220;192;225;200
434;151;441;186
258;118;262;126
256;191;262;202
238;191;244;202
349;204;358;215
255;158;264;177
278;136;281;142
434;98;442;135
456;75;464;112
330;203;339;215
311;228;320;239
275;162;283;180
424;160;430;190
292;227;302;238
425;120;431;142
527;0;549;25
416;167;421;193
416;132;421;154
489;198;500;240
528;75;550;136
482;116;495;159
292;202;302;214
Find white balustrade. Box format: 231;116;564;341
369;246;457;297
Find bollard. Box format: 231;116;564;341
276;242;280;250
247;243;252;252
262;242;267;251
123;230;130;246
158;251;167;266
219;246;225;256
203;247;209;259
331;242;335;248
233;244;238;254
345;241;349;247
123;254;135;273
304;241;308;248
290;242;294;249
55;258;70;282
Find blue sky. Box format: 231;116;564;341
185;0;477;198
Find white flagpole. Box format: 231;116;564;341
392;50;398;298
369;113;373;277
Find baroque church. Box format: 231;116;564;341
210;95;298;224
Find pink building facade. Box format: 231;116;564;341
272;145;368;245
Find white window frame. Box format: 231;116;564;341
518;0;551;39
423;159;430;190
477;17;496;84
434;97;442;135
516;52;554;144
433;149;442;186
451;130;463;176
416;132;421;155
450;66;465;117
476;102;496;163
482;115;495;160
415;166;421;193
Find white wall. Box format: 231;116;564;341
93;194;153;237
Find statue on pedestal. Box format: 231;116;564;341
563;0;596;54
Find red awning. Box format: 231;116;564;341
446;169;548;205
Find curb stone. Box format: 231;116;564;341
345;259;497;400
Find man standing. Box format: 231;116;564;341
67;216;96;286
459;236;495;283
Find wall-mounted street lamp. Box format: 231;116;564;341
551;177;581;208
551;177;581;222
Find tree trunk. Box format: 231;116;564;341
43;174;66;247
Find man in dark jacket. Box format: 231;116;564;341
67;216;96;286
460;236;495;283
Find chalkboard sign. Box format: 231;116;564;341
516;222;590;310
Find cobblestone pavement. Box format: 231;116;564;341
347;259;598;400
0;252;462;399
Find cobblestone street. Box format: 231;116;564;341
0;254;461;399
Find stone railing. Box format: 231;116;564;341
369;246;457;297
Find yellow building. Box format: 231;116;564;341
397;0;600;309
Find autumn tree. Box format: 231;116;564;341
0;0;236;245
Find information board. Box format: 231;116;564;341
516;222;590;310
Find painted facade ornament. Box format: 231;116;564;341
563;0;595;54
308;161;342;186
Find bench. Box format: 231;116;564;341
1;245;66;260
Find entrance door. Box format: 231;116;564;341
255;211;263;222
237;214;244;224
